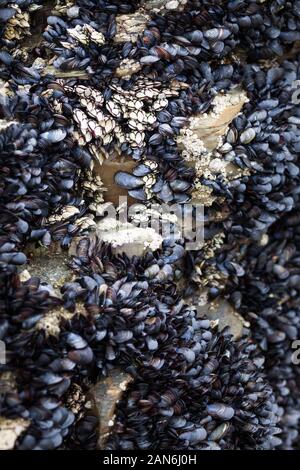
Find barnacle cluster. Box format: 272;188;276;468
0;1;37;49
1;0;300;451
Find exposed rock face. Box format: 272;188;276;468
0;418;29;451
196;294;247;340
91;370;133;450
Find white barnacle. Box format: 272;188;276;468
133;131;145;147
88;27;105;46
91;89;104;105
115;59;142;79
94;124;104;138
137;110;147;123
145;160;158;170
67;24;105;46
127;120;142;131
143;174;156;188
4;5;30;41
112;93;127;106
75;85;92;97
152;98;168;111
103;118;115;133
146;113;157;125
106;100;122;118
48;206;80;224
102;133;113;145
67;25;89;44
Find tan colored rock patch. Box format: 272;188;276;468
196;293;249;340
0;418;30;450
178;89;249;206
91;370;133;449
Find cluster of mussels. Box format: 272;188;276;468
0;238;281;449
1;0;300;451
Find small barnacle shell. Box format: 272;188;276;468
91;89;104;106
67;25;89;44
129;99;144;110
94;124;103;139
143;174;156;188
88;27;105;46
102;133;113;145
106;100;122;118
115;59;142;79
74;85;92;97
67;24;105;46
81;98;99;120
128;131;145;147
145;160;158;170
73;108;87;127
103;118;115;134
152;98;168;111
146;113;157;125
48;206;80;224
128;120;145;131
